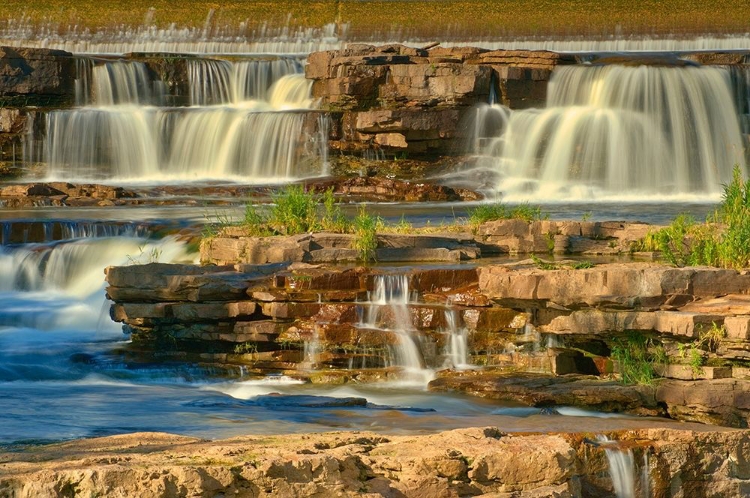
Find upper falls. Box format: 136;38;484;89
30;57;327;182
476;63;748;200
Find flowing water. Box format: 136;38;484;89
597;435;652;498
474;63;748;201
2;14;750;54
29;57;326;182
0;17;745;446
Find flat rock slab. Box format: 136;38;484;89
479;263;750;309
428;371;661;416
1;427;747;498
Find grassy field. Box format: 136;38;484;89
1;0;749;39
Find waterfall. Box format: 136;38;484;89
470;103;511;155
36;56;325;182
0;236;195;333
357;274;433;377
597;436;651;498
0;237;192;296
487;64;748;200
0;221;150;245
188;57;304;105
92;61;166;106
303;324;321;368
444;309;471;369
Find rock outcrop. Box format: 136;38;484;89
0;46;75;106
1;427;749;498
107;241;750;426
307;44;576;158
201;219;656;266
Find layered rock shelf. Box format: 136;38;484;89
2;427;749;497
201;219;653;265
105;219;750;427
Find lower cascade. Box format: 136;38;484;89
358;274;426;373
598;436;651;498
475;64;748;200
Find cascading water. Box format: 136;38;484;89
482;63;748;200
597;436;651;498
357;274;434;383
188;57;304;105
34;57;326;182
0;220;150;245
444;308;471;369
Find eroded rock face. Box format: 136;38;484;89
1;427;748;498
307;44;575;157
0;46;76;106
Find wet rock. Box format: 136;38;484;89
478;263;750;309
541;309;725;338
656;378;750;427
202;232;482;265
105;263;273;302
313;175;477;202
429;371;662;416
0;182;139;208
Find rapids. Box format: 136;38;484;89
0;15;745;449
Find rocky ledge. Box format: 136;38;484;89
201;219;653;265
1;427;748;498
107;219;750;427
0;176;481;208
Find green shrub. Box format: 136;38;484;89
352;204;382;262
320;187;349;233
639;166;750;269
468;202;546;232
243;203;273;236
610;332;662;385
268;185;320;235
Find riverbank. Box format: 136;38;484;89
1;426;748;497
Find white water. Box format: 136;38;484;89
0;220;149;244
478;64;748;201
0;235;196;370
597;435;652;498
188;58;304;105
3;14;750;54
358;274;434;384
444;309;472;369
33;58;326;182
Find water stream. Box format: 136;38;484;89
30;57;326;182
473;63;748;201
0;18;744;448
598;435;652;498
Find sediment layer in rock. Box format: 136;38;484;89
1;427;747;498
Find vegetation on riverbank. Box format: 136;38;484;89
638;166;750;270
203;185;548;261
2;0;748;40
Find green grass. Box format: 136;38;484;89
639;166;750;270
268;185;320;235
468;202;546;230
2;1;748;40
610;332;662;386
352;204;382;262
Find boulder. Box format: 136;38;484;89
0;46;76;106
